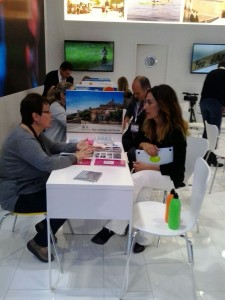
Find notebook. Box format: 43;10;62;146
74;170;102;182
135;147;173;165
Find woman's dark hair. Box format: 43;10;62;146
20;93;49;126
143;84;189;142
117;76;129;92
60;61;73;70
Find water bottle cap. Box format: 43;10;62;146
170;189;176;194
174;192;179;199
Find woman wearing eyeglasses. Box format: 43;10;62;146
0;93;93;262
91;84;188;253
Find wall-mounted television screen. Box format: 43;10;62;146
64;40;114;72
191;43;225;74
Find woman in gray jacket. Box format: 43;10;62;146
0;93;93;263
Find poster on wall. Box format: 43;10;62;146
64;0;225;24
127;0;183;22
183;0;225;23
0;0;46;97
65;0;125;22
66;90;124;133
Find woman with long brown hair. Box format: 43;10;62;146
91;84;189;253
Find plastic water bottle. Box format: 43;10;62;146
164;189;175;223
168;193;181;230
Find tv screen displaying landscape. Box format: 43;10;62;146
64;40;114;72
191;43;225;74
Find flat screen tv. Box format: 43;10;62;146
64;40;114;72
191;43;225;74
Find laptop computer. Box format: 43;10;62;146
135;147;173;165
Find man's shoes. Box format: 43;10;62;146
133;242;145;254
205;152;224;167
35;221;57;244
91;227;115;245
27;239;54;263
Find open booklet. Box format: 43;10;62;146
74;170;102;182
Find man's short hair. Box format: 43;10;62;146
134;76;151;90
60;61;73;71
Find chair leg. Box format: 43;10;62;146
66;219;75;235
119;230;139;300
163;190;167;203
0;212;12;230
180;234;197;300
209;163;218;194
50;226;63;274
12;215;18;232
204;150;211;162
156;190;168;248
196;219;199;233
44;215;63;274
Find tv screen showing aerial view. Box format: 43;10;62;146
64;41;114;72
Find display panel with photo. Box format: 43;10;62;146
66;90;124;133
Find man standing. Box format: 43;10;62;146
200;60;225;166
42;61;74;96
122;76;151;153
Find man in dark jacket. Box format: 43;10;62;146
42;61;74;96
122;76;151;153
200;60;225;166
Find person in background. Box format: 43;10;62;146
200;60;225;167
100;46;108;65
91;85;188;253
117;76;132;108
122;75;151;153
0;93;93;263
42;61;74;97
44;82;74;142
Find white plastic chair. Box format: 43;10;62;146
209;147;225;193
183;135;209;186
151;135;208;243
204;121;218;162
205;121;225;193
120;157;210;300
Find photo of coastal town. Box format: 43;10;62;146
66;90;124;133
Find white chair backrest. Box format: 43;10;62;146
205;121;218;152
184;136;209;183
190;157;210;221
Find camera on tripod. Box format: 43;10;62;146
182;92;199;123
183;92;198;104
